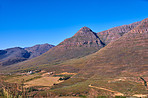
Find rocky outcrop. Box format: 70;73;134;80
130;18;148;34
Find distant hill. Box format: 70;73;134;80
0;43;54;66
25;43;54;59
0;47;30;66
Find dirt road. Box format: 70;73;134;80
89;84;124;96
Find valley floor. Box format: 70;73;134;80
1;71;148;98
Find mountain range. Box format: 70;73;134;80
0;18;147;76
0;44;54;67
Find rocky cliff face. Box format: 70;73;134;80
97;21;141;44
130;18;148;34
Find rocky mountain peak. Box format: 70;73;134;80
74;26;94;37
58;26;104;48
79;26;92;32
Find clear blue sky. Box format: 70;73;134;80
0;0;148;49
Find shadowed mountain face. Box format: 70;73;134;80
0;47;30;66
25;44;54;59
9;27;105;68
0;44;54;66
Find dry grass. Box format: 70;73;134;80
56;72;76;75
5;74;40;84
24;76;63;88
59;96;80;98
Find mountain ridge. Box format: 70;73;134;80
97;21;141;45
0;18;147;73
25;43;54;59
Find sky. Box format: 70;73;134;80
0;0;148;49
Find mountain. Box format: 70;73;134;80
0;47;30;66
2;19;146;72
25;43;54;59
4;27;105;70
61;18;148;78
44;18;148;96
0;43;54;66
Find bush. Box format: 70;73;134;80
79;95;87;98
59;76;71;81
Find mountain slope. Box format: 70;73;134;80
97;21;141;45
